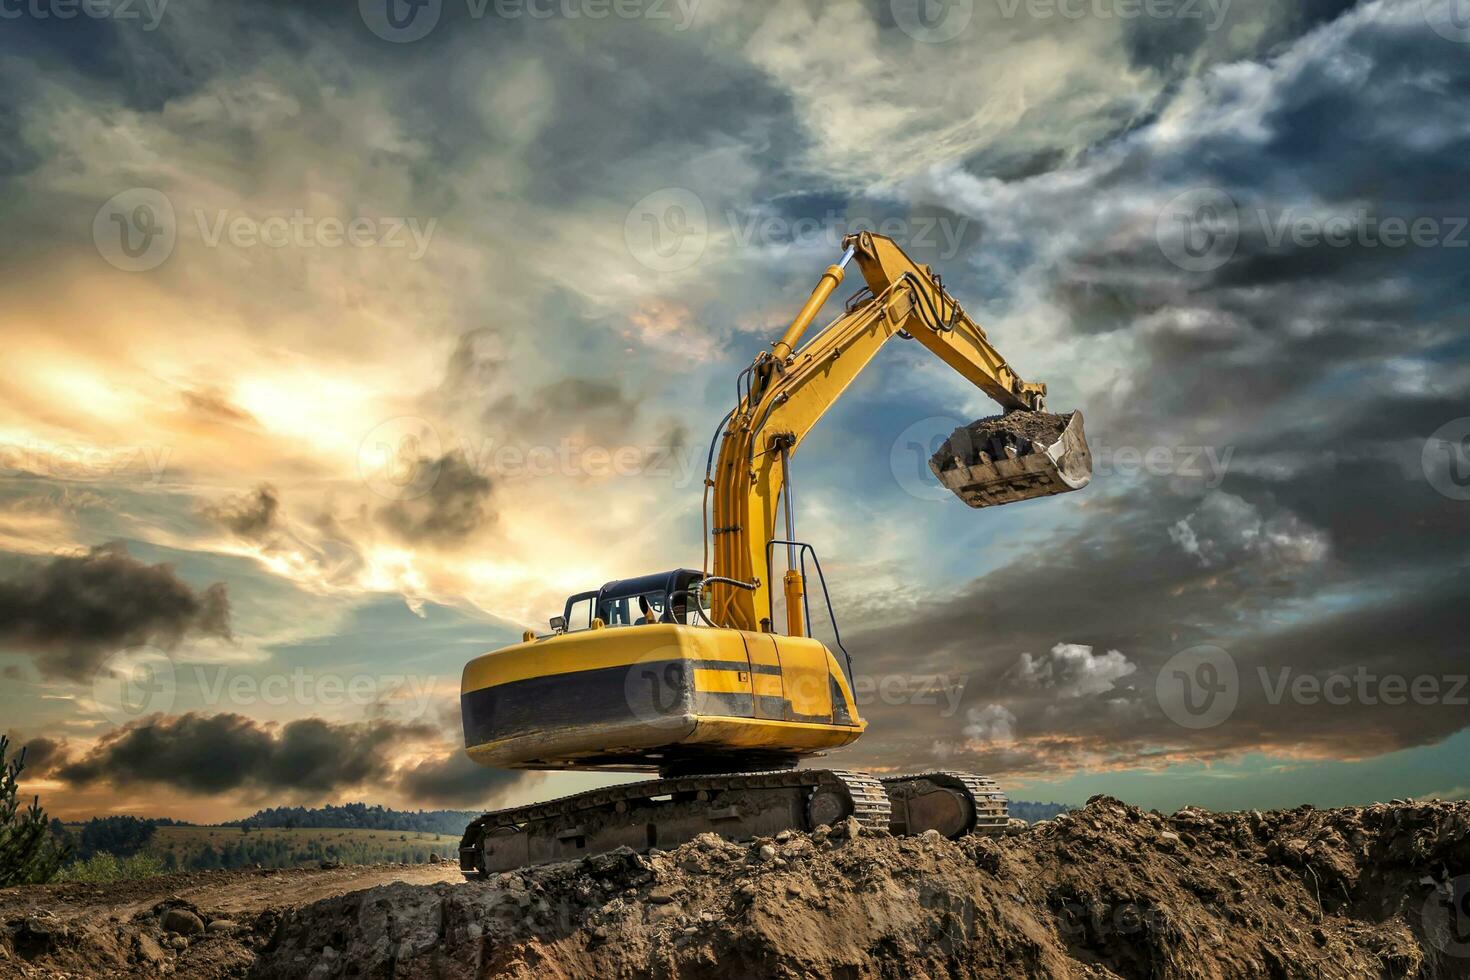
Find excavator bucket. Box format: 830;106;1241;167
929;410;1092;509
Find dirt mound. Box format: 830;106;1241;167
5;800;1467;978
243;797;1470;979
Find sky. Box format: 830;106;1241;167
1;0;1468;823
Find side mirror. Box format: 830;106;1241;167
549;615;567;633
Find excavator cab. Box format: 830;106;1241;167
557;569;705;631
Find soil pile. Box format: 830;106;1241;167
5;797;1469;978
255;796;1469;979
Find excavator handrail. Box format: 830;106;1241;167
764;537;854;685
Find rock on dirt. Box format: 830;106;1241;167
4;798;1470;978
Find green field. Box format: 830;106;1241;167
62;824;462;872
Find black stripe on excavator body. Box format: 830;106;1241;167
462;660;840;749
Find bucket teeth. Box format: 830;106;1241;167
930;409;1092;509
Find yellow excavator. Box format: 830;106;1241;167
458;231;1092;874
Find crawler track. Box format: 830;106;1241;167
881;771;1008;838
460;768;889;876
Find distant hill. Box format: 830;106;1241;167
224;800;1073;834
225;803;479;837
1007;801;1073;823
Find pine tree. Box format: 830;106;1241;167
0;735;69;886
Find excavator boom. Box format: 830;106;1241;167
709;231;1090;634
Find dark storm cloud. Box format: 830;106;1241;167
54;711;535;805
849;483;1467;777
5;733;71;780
395;749;533;808
1119;0;1359;73
858;1;1470;777
376;454;495;545
0;543;231;682
57;712;436;795
479;376;645;450
204;484;281;541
